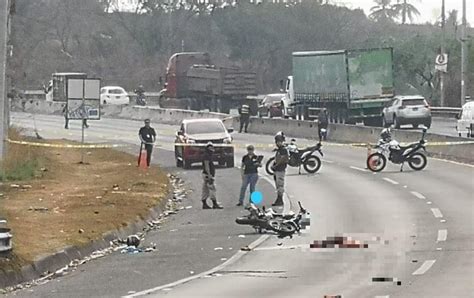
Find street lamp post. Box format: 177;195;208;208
460;0;468;106
0;0;10;161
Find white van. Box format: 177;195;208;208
456;101;474;137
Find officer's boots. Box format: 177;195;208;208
271;194;284;206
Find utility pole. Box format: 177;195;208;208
0;0;10;161
460;0;468;106
440;0;446;107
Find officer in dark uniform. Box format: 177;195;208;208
138;119;156;167
202;142;223;209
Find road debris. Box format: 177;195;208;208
1;173;190;294
28;207;49;212
240;246;252;251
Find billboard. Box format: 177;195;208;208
66;78;101;120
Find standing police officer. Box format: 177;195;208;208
271;134;289;206
202;142;224;209
239;99;250;133
138;119;156;167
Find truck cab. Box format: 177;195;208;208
281;76;295;118
457;101;474;137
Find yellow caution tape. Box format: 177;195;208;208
7;139;125;149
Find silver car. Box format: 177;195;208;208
382;95;431;128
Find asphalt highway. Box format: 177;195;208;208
8;112;474;298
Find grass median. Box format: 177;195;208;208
0;129;169;271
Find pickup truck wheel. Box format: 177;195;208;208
176;158;183;168
183;159;192;169
226;157;234;168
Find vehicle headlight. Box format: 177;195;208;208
224;136;232;144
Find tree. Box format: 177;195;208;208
369;0;397;22
392;0;420;24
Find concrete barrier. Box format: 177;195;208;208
11;99;235;127
239;117;474;163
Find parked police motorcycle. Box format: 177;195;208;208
265;130;325;175
366;126;428;172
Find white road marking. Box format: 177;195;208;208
410;191;426;199
430;208;443;218
412;260;436;275
437;229;448;242
426;201;433;205
383;177;399;185
124;235;270;297
322;159;334;164
375;296;390;298
350;166;367;172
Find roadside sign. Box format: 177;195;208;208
66;78;101;120
435;54;448;73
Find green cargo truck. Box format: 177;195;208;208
285;48;394;126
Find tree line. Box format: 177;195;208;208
7;0;473;106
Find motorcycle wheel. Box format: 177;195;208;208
265;157;276;175
366;153;387;172
408;152;427;171
268;219;297;236
303;155;322;173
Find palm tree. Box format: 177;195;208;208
392;0;421;24
369;0;397;22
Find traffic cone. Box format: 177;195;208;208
138;149;148;169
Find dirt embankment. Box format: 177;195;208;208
0;136;169;271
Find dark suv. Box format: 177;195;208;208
174;119;234;169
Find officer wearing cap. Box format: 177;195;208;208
237;144;262;206
202;142;223;209
138;119;156;167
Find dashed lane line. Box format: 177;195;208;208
410;191;426;199
430;208;443;218
412;260;436;275
383;177;399;185
350;166;367;172
437;229;448;242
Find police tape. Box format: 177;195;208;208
7;139;474;150
7;139;125;149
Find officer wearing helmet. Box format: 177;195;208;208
201;142;223;209
271;133;289;206
237;144;262;206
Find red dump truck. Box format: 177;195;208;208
160;52;257;114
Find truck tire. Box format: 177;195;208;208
226;157;234;168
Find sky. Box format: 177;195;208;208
331;0;473;24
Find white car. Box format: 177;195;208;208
100;86;130;105
382;95;431;128
456;101;474;137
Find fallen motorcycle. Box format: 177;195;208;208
235;204;275;234
267;201;310;238
367;126;428;172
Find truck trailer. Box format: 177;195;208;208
284;48;395;126
160;52;258;114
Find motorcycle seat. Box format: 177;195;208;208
398;143;418;151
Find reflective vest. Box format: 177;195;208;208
240;104;250;115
